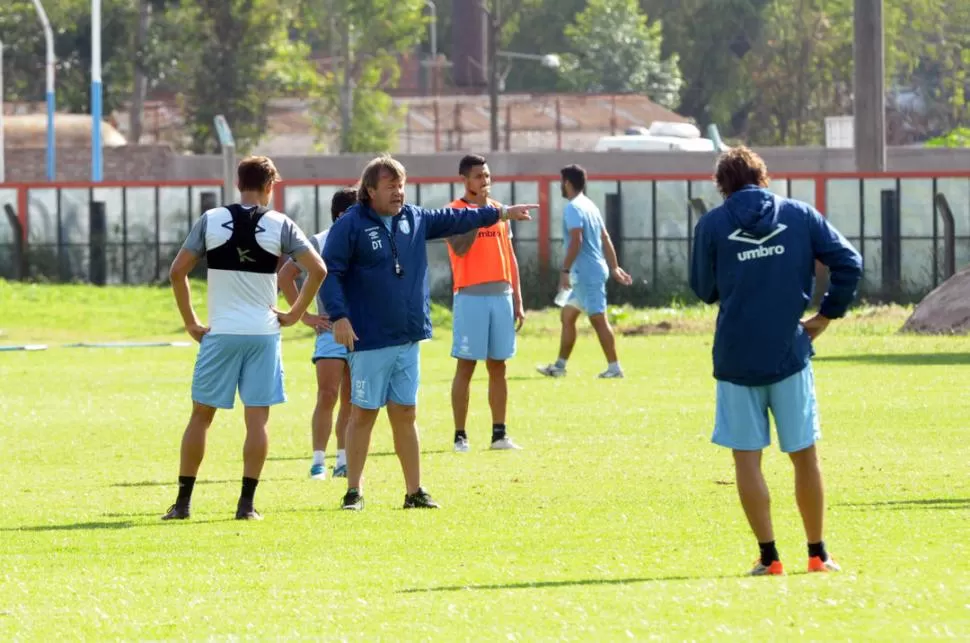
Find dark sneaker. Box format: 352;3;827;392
235;502;263;521
403;487;440;509
161;502;190;520
341;489;364;511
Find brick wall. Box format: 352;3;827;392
4;145;174;182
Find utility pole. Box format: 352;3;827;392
340;24;353;153
853;0;886;171
485;0;501;151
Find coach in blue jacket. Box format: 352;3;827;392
690;147;862;576
323;155;537;511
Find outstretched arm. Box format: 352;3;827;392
424;204;538;240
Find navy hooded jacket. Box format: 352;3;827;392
322;202;503;352
690;186;863;386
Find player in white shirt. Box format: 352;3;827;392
162;156;326;521
278;187;358;480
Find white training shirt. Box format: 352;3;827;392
181;205;311;335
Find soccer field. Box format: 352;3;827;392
1;282;969;640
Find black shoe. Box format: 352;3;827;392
161;502;190;520
403;487;439;509
341;489;364;511
235;501;263;521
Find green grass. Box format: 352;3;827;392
1;282;969;639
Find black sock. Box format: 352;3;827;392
240;477;259;503
454;430;467;443
177;476;196;504
491;423;506;442
759;541;780;566
808;541;828;561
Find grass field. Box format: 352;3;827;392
1;281;969;640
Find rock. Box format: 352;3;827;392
900;266;970;334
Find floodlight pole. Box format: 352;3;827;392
214;115;236;204
91;0;103;181
31;0;56;181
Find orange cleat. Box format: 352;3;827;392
749;560;785;576
808;556;841;572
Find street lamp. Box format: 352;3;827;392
31;0;56;181
487;49;561;151
92;0;103;182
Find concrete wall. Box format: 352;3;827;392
7;145;970;183
168;147;970;182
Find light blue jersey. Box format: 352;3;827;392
563;194;609;284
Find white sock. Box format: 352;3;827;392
335;449;347;468
554;358;567;369
608;361;621;372
312;450;325;466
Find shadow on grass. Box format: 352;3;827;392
3;516;239;532
266;450;451;462
838;498;970;510
400;574;738;593
815;353;970;366
112;479;283;488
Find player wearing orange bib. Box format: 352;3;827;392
446;155;524;452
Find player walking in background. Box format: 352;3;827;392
537;164;633;379
163;156;325;521
322;155;537;511
689;146;862;575
445;155;524;453
278;187;358;480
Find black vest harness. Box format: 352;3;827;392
206;204;279;274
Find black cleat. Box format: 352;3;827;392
235;501;263;521
403;487;440;509
341;489;364;511
161;502;190;520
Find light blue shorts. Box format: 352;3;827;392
347;342;420;410
312;331;348;363
566;279;608;316
452;291;517;361
192;334;285;409
713;364;820;453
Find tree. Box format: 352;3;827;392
300;0;426;153
174;0;317;154
640;0;771;131
559;0;682;108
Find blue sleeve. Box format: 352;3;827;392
321;218;353;322
422;206;502;240
564;203;583;230
809;208;863;319
689;217;719;304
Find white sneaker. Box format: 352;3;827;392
309;463;327;480
597;368;624;379
454;437;470;453
536;364;566;378
490;437;522;450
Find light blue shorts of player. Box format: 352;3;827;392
713;364;820;453
312;331;348;363
347;342;420;410
566;279;608;316
192;333;285;409
452;291;517;361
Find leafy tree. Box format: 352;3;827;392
175;0;317;154
300;0;425;153
559;0;682;109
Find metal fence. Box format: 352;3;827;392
2;171;968;306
